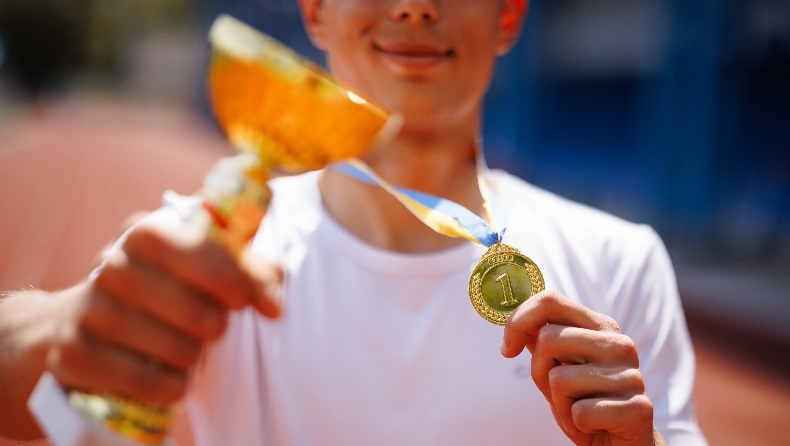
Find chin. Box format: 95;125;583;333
398;102;478;135
395;115;455;138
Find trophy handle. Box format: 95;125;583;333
26;152;268;446
29;373;177;446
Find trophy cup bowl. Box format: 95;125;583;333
208;14;391;172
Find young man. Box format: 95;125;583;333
0;0;706;444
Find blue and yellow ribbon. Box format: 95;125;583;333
330;145;507;248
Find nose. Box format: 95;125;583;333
390;0;439;25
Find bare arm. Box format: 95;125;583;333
0;290;59;439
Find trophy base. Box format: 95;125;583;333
28;372;175;446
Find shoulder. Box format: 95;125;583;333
493;170;659;254
493;170;670;313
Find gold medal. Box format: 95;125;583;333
469;243;545;325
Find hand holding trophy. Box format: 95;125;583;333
28;15;397;446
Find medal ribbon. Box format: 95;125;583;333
330;145;507;247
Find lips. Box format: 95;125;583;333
374;42;453;72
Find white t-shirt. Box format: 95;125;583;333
159;170;706;445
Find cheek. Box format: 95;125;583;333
324;39;370;94
321;6;375;84
460;34;500;92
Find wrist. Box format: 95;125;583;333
0;289;63;439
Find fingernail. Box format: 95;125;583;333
500;339;508;356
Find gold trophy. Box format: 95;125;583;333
29;14;396;446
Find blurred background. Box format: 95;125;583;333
0;0;788;443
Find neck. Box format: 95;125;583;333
319;113;486;253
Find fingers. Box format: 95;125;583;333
530;325;640;398
48;322;188;405
121;223;281;315
501;289;653;442
95;249;229;342
501;290;621;358
46;218;284;405
571;395;654;438
79;290;203;371
547;363;646;436
528;324;642;435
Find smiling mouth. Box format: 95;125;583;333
373;43;454;71
374;43;453;57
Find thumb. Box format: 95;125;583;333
240;250;284;318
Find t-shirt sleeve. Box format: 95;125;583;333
606;226;708;445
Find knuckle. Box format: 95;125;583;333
615;365;646;393
97;261;145;308
193;305;229;340
82;294;126;337
628;369;646;394
93;254;123;289
123;225;161;254
167;338;202;369
599;314;621;333
535;324;555;347
125;224;189;265
212;268;249;309
132;369;188;405
627;348;640;368
207;310;230;339
570;400;592;426
606;333;629;353
533;324;563;355
122;231;149;262
96;262;144;308
536;289;563;309
629;394;654;419
610;335;639;366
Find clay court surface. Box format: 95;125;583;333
1;100;788;444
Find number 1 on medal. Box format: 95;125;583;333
496;272;518;307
